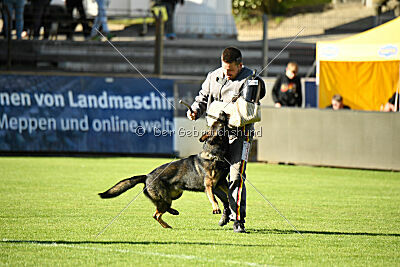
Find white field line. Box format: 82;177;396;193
2;239;265;266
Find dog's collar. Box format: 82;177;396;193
199;151;224;162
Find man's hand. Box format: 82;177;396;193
274;102;282;108
187;110;197;121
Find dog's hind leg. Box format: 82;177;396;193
146;179;174;227
153;210;172;228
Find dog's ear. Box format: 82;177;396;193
199;131;211;142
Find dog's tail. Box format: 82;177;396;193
99;175;147;199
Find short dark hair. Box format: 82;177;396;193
332;94;343;102
222;47;242;64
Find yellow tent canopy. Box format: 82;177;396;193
316;17;400;110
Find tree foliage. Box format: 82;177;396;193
232;0;287;21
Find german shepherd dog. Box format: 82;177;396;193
99;112;230;228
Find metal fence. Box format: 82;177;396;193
236;13;397;41
1;4;397;41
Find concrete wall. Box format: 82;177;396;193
256;108;399;170
174;108;400;171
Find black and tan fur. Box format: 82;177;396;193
99;112;230;228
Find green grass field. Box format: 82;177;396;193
0;157;399;266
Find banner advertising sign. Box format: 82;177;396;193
303;78;317;108
0;74;175;154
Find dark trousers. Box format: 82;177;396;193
156;0;176;35
227;124;253;223
31;0;50;38
65;0;89;38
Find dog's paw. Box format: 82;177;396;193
213;209;221;214
98;192;109;198
167;208;179;215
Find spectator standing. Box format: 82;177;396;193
383;91;400;112
155;0;184;40
89;0;114;40
272;62;302;107
187;47;265;233
65;0;90;40
30;0;51;40
3;0;26;39
325;94;351;110
0;0;4;37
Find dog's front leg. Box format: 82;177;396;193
205;178;221;214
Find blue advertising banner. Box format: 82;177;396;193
0;74;175;154
304;79;317;108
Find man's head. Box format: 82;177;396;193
331;94;344;110
285;62;298;80
221;47;243;80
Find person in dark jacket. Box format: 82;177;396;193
325;94;351;110
272;62;302;107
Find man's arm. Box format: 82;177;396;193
271;75;282;106
189;72;212;120
295;78;302;107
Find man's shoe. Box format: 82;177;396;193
166;33;177;40
106;33;116;40
233;221;247;233
218;208;231;227
90;35;101;41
